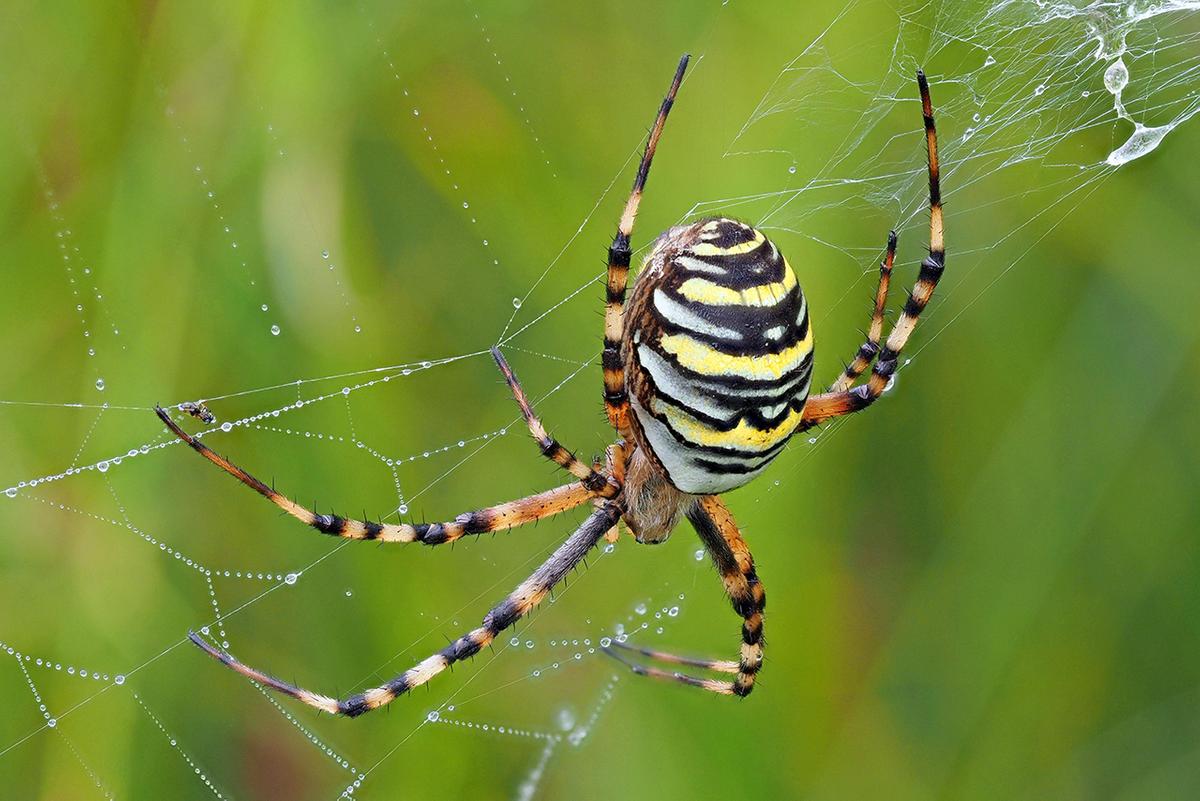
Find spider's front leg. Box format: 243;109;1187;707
191;502;622;716
603;495;765;696
155;406;598;545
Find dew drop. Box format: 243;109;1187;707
321;250;329;259
398;503;409;515
426;710;440;722
344;589;353;597
46;718;57;728
284;573;298;585
114;675;125;685
261;304;269;312
512;297;522;309
787;165;797;175
634;602;647;616
694;549;705;561
97;461;110;473
220;422;233;432
95;378;106;391
270;324;281;336
1104;58;1129;95
4;488;16;498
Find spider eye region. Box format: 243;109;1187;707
625;218;813;494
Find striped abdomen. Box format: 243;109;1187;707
625;218;813;494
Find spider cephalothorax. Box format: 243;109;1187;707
160;54;944;714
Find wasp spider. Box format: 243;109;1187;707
157;54;944;715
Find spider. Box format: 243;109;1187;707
156;54;944;716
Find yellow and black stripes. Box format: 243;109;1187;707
625;218;813;494
829;230;896;393
603;495;764;696
155;406;597;545
800;70;944;430
603;54;689;440
191;503;621;716
491;347;614;495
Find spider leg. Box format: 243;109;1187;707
800;70;944;431
828;230;897;393
189;503;621;716
491;347;616;496
602;495;764;696
155;406;597;545
603;54;689;442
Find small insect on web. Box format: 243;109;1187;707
154;50;945;713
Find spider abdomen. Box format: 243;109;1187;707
624;218;813;495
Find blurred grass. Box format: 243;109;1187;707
1;1;1199;799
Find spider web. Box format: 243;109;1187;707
1;1;1198;798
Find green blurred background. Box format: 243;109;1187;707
2;1;1200;799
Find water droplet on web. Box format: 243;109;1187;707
321;250;329;259
634;602;647;616
46;718;56;728
1104;58;1129;94
220;422;233;432
556;707;576;731
95;378;105;391
426;710;440;722
270;324;281;336
412;108;420;116
984;54;996;67
398;503;409;515
342;387;351;396
1034;83;1046;96
462;201;470;209
668;606;679;617
114;675;125;685
344;589;353;597
284;573;298;585
512;297;523;309
787;165;797;174
261;304;269;312
694;549;704;561
97;461;109;473
5;488;16;498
